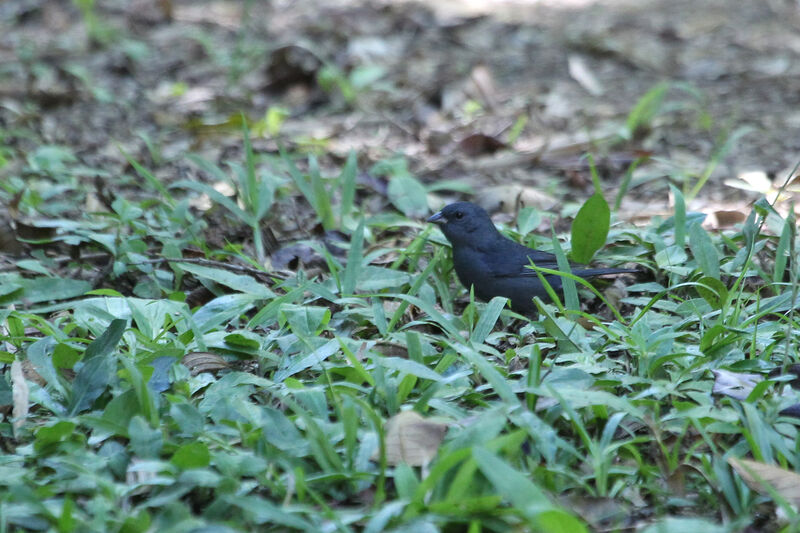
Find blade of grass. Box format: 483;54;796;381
340;150;357;223
342;218;365;296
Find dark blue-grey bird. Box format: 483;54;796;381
427;202;636;315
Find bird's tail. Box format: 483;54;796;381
572;267;638;279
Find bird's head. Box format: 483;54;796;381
427;202;498;247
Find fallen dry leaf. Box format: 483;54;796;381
182;352;229;376
0;218;22;255
11;359;29;437
568;55;604;96
729;457;800;507
378;410;449;466
469;64;498;110
477;184;557;214
458;133;507;157
711;369;761;400
704;210;747;230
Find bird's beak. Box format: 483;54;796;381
427;211;446;225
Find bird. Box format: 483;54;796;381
427;201;636;315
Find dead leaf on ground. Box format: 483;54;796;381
477;184;557;214
376;410;449;466
173;1;243;29
182;352;229;376
568;55;604;96
265;45;323;93
14;219;57;243
729;457;800;507
711;369;761;400
469;64;498;110
270;242;323;271
11;360;29;436
21;360;46;387
703;210;747;230
373;342;408;358
458;133;507;157
0;218;22;255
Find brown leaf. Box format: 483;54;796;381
173;1;243;29
379;411;448;466
0;218;22;255
477;184;557;214
265;45;323;92
182;352;229;376
21;360;46;387
469;64;498;110
458;133;507;157
705;210;747;230
14;219;57;243
373;342;408;358
729;457;800;506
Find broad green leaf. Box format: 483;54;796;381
67;319;126;415
473;447;557;519
459;345;515;404
128;416;163;458
378;357;443;382
224;332;261;350
388;174;428;217
83;318;127;361
34;421;77;452
176;263;273;298
688;222;719;279
571;192;610;264
654;244;688;270
26;337;67;397
171;442;210;469
193;293;260;333
0;276;90;305
696;276;728;310
120;357;158;427
261;406;310;455
222;494;311;529
471;297;507;345
279;304;330;338
273;339;339;382
641;517;727;533
517;207;541;236
357;266;411;291
67;355;115;415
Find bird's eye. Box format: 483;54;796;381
454;211;464;219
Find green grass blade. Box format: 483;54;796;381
342;217;365;296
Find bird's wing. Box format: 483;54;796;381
487;241;560;278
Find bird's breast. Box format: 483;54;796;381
451;246;498;299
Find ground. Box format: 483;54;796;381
3;0;800;531
4;0;800;228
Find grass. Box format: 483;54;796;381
1;126;799;533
